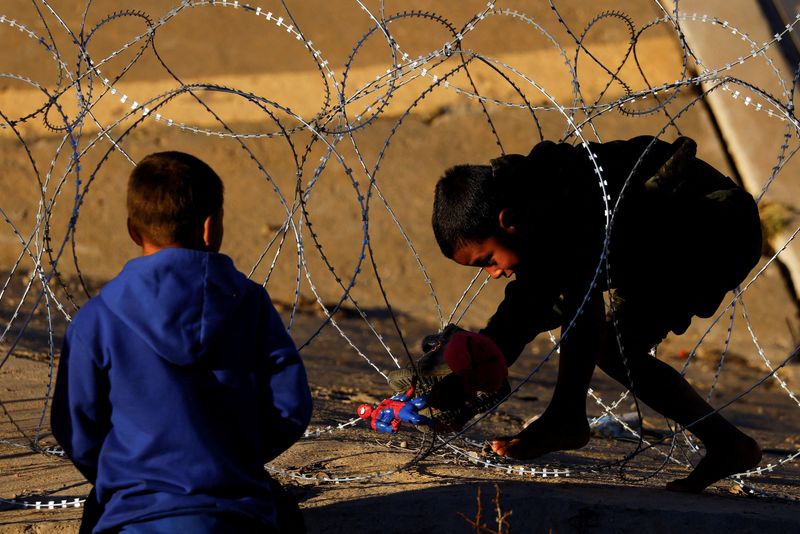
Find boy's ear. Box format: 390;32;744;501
498;208;517;234
127;218;144;246
202;211;224;252
202;216;214;248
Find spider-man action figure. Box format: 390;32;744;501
357;387;433;433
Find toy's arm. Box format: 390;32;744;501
372;417;397;433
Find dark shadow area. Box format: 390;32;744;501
302;480;800;533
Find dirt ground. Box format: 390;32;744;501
2;1;800;532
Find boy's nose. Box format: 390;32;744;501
485;266;504;279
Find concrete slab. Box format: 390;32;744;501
662;0;800;301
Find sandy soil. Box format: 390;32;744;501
2;1;800;532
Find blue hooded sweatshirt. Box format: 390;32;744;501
51;248;312;533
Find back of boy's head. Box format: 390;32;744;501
432;141;578;258
127;151;224;247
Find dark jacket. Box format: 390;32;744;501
481;136;762;364
52;248;312;533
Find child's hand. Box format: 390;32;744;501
442;330;508;397
386;325;510;433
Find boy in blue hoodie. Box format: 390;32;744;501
51;151;312;533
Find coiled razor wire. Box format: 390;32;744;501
2;0;800;512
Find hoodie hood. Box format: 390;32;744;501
100;248;252;365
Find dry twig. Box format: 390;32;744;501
458;483;512;533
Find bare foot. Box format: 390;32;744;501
665;433;762;493
491;413;590;460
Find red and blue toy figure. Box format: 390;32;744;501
357;387;433;433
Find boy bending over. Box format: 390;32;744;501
52;152;312;533
431;136;762;493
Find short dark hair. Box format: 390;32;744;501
432;141;578;258
432;164;500;258
127;151;224;247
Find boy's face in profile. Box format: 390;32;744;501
452;235;521;279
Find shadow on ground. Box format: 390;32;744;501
302;480;800;533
